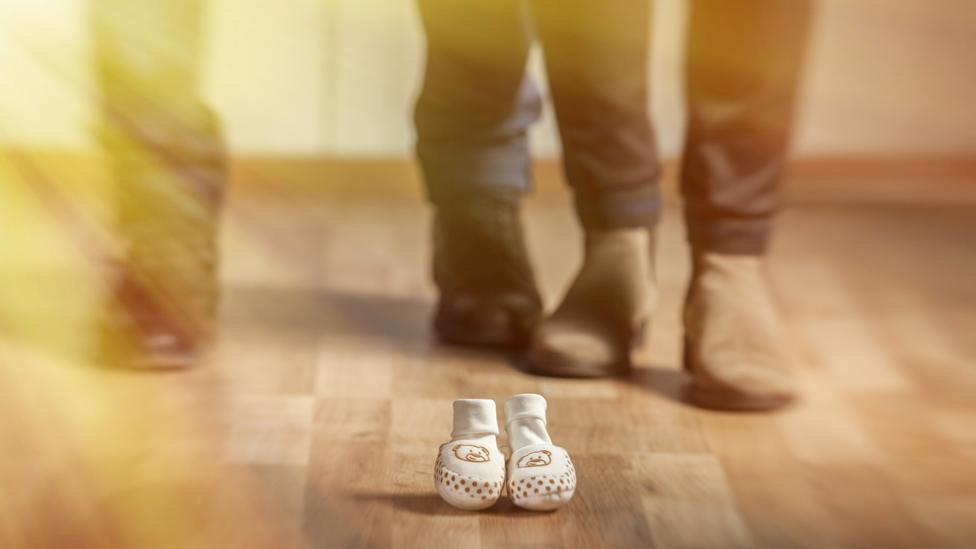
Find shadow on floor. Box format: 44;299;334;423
222;283;706;408
221;282;523;358
220;283;434;346
625;364;799;415
624;365;692;407
347;491;550;518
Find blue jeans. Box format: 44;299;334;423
414;0;813;254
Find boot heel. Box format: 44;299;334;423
631;319;648;350
681;335;694;372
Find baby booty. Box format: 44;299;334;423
434;399;506;510
504;394;576;511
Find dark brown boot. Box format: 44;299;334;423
432;193;542;348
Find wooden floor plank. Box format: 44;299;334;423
4;163;976;548
638;454;754;549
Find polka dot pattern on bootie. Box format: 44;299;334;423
434;439;506;511
434;455;506;501
506;445;576;511
508;449;576;503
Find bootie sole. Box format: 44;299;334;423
434;460;503;511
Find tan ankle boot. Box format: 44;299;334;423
683;253;797;410
526;229;656;377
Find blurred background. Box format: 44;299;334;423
1;1;975;548
3;0;976;157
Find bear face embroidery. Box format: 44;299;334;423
517;450;552;468
453;444;490;463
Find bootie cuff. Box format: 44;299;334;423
504;393;548;428
452;399;500;439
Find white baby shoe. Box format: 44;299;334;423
504;394;576;511
434;399;507;510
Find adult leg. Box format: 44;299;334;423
526;0;660;377
414;0;543;347
93;0;226;368
681;0;814;409
681;0;812;254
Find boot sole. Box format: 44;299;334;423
521;321;645;378
522;348;631;378
685;384;795;412
434;310;536;350
682;336;795;412
522;322;647;378
436;326;525;350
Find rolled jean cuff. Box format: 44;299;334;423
685;216;773;255
417;140;531;205
573;186;662;230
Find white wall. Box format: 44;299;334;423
2;0;975;157
797;0;976;155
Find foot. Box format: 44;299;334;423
432;193;542;348
434;399;506;511
683;253;797;411
504;394;576;511
97;260;215;369
525;229;656;377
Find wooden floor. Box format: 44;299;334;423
2;158;976;548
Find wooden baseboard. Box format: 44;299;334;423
4;149;975;205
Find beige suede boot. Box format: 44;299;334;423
525;229;656;377
683;253;797;410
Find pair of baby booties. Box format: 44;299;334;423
434;394;576;511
